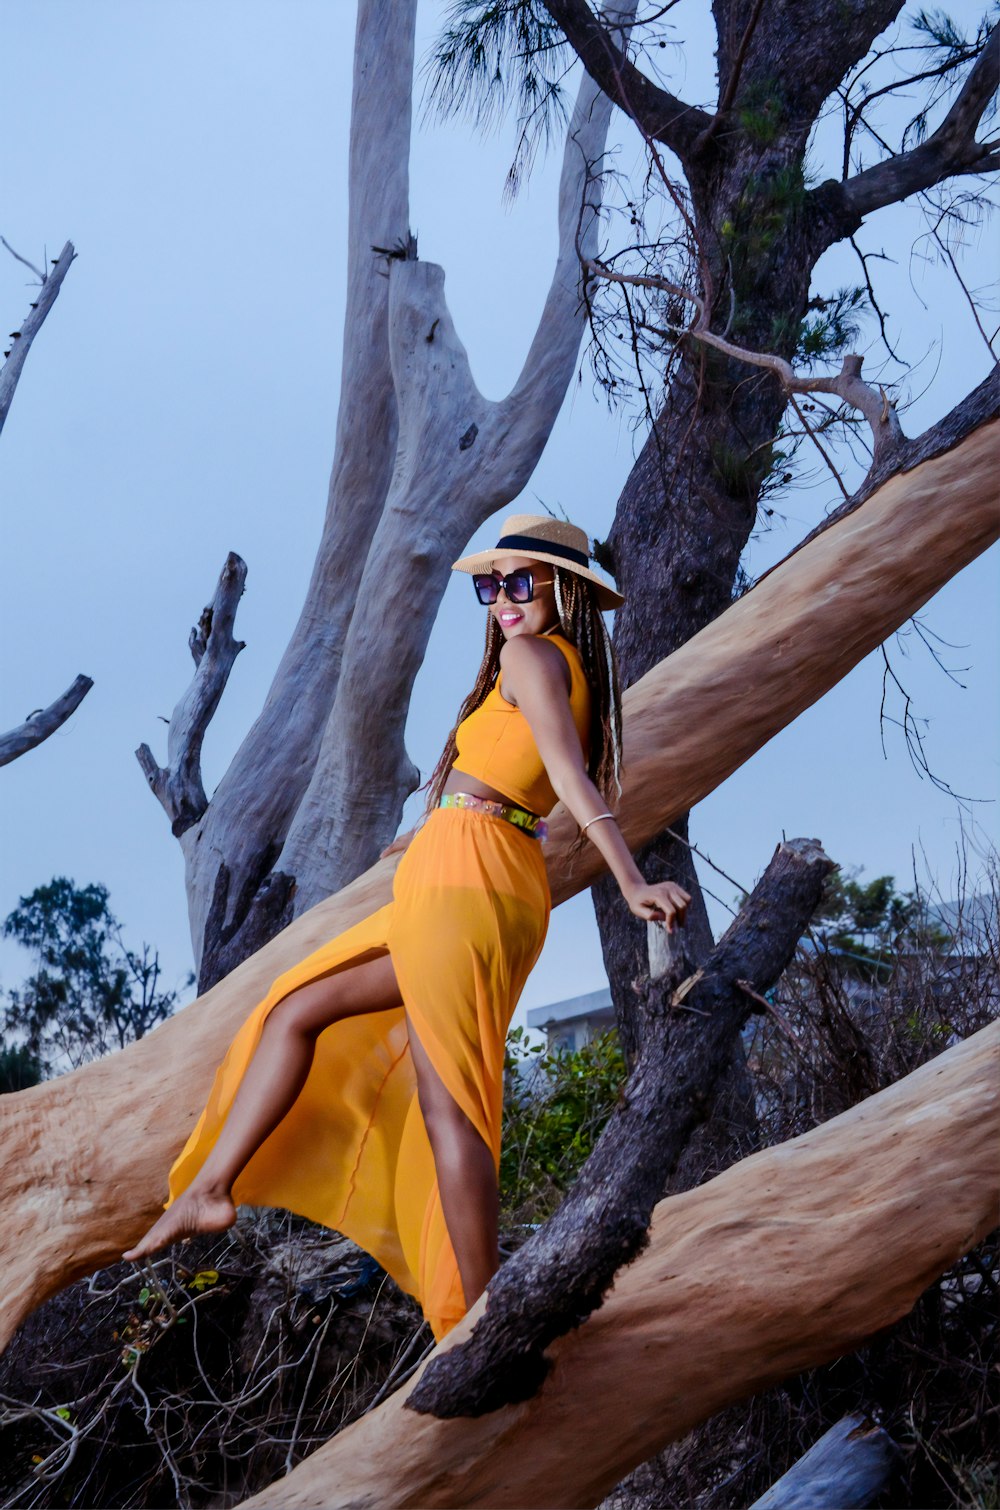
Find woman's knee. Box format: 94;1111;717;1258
265;981;335;1040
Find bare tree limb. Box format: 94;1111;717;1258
0;238;76;437
170;0;418;969
0;673;93;767
747;1413;899;1509
407;837;835;1418
136;553;247;837
814;27;1000;237
542;0;715;162
760;361;1000;574
585;257;907;465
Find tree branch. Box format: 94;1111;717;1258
585;257;907;465
406;837;834;1417
0;674;93;767
758;361;1000;576
236;1022;997;1508
542;0;715;162
814;26;1000;236
136;553;246;837
0;238;76;438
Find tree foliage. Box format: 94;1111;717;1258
501;1025;625;1226
812;868;955;977
0;879;189;1076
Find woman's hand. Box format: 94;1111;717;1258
623;879;691;933
380;829;414;860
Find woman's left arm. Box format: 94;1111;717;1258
501;637;690;933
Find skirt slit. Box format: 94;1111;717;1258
165;806;550;1340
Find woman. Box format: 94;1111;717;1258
123;514;689;1340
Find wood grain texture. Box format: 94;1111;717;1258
240;1020;1000;1509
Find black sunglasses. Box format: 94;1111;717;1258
472;569;554;605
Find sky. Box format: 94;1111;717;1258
0;0;996;1031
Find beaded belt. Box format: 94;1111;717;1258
439;791;548;841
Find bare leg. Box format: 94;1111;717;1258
123;954;402;1262
406;1014;499;1310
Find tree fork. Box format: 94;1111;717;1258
136;552;247;838
406;837;834;1418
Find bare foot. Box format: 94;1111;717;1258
122;1186;237;1263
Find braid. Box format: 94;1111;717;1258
552;565;624;818
423;611;503;815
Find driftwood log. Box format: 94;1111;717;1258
239;1020;999;1510
0;415;996;1355
747;1413;899;1510
407;838;835;1417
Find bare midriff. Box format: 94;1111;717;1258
441;766;536;813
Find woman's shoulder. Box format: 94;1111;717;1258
498;630;574;697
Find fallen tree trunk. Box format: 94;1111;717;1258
0;417;996;1351
241;1019;1000;1510
408;838;835;1417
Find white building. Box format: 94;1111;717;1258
526;986;616;1053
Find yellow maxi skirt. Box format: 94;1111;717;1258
166;805;551;1340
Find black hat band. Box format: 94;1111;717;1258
494;533;589;567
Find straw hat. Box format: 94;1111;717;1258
451;513;623;610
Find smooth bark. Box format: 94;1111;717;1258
136;553;246;836
142;1;638;980
747;1414;900;1510
170;0;416;976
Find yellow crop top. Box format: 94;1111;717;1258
452;631;592;815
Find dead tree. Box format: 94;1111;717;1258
135;0;642;988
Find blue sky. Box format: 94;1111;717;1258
0;0;996;1025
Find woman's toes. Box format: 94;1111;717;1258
122;1189;236;1262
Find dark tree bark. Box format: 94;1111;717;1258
407;837;835;1418
571;0;998;1186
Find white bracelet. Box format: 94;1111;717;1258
580;812;615;837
